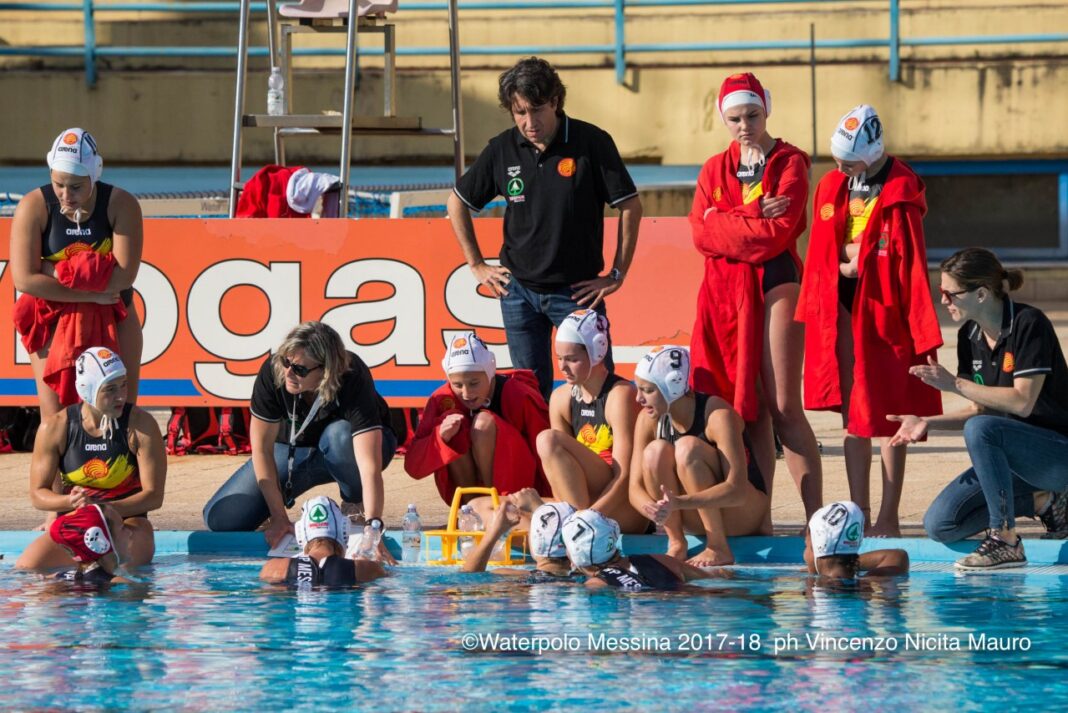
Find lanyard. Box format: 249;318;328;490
283;391;323;506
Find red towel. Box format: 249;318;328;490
13;251;127;406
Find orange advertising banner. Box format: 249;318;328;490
0;218;702;407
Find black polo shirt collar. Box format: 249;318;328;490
968;297;1015;350
514;114;570;154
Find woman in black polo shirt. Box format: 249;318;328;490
202;322;396;561
889;248;1068;569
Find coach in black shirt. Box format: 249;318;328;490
890;249;1068;570
203;322;396;560
447;57;643;399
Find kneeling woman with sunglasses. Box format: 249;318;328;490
892;249;1068;569
203;322;397;562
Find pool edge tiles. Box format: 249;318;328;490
1;532;1067;565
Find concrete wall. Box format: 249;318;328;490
1;1;1066;164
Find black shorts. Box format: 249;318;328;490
762;251;800;294
839;275;859;313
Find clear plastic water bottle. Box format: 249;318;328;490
356;519;383;561
401;504;422;564
457;505;483;558
267;67;285;116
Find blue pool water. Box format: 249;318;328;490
1;558;1066;710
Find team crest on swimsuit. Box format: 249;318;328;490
82;458;109;480
819;203;834;221
64;242;93;259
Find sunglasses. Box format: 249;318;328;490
939;286;976;302
282;356;323;378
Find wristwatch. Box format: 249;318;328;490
607;267;624;282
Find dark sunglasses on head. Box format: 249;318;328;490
940;286;976;302
282;356;322;378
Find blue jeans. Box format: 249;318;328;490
924;415;1068;541
500;279;613;400
202;420;397;531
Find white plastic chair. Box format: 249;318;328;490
278;0;398;19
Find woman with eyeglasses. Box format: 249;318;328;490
202;322;398;562
796;105;943;537
891;248;1068;569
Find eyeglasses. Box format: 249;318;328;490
940;287;976;302
282;356;322;378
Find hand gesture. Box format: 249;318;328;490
470;262;511;297
86;291;121;305
759;195;791;219
489;502;521;536
887;415;929;447
641;485;680;525
376;538;398;566
506;487;544;514
570;276;621;310
264;516;295;549
439;413;465;443
908;356;958;393
68;486;91;510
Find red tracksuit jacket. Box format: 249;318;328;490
689;140;811;420
403;370;551;504
796;158;943;437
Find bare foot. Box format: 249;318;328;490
686;547;734;567
666;539;688;560
866;522;901;538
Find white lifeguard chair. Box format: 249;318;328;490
228;0;464;216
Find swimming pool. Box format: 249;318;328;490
2;558;1065;710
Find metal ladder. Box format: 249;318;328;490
227;0;464;217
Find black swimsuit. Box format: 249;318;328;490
735;144;800;294
596;555;680;592
285;555;358;588
40;181;133;307
60;403;144;515
570;372;624;463
656;392;767;494
55;567;116;585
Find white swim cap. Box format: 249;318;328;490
75;347;127;408
555;310;610;366
562;509;621;568
530;502;576;559
809;501;865;558
47;128;103;182
634;345;690;404
295;496;350;550
442;331;496;380
830;105;884;167
286;167;340;215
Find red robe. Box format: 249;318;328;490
795;159;943;437
403;370;551;504
235;164;309;218
689;140;811;421
13;251;126;406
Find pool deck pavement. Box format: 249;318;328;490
3;302;1067;541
